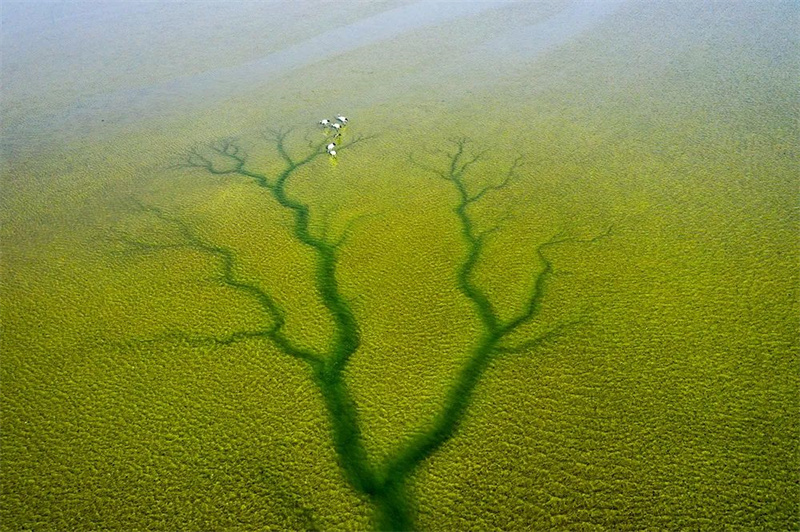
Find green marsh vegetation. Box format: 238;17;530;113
115;127;610;530
2;1;798;530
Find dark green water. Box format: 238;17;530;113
2;1;798;530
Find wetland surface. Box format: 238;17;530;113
2;1;798;530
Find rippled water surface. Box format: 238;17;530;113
2;1;798;530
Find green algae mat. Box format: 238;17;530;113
2;2;798;530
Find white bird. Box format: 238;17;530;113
329;150;337;157
319;119;331;127
335;115;348;125
326;143;336;152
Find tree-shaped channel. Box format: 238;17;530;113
121;127;610;530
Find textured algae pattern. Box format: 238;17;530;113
103;126;609;529
2;1;799;531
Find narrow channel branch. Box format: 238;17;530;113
331;212;385;250
180;138;272;187
493;317;586;355
500;227;612;336
469;154;523;203
121;200;323;366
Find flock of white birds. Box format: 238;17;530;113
318;115;348;157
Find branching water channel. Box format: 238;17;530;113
123;127;609;530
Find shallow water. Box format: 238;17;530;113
2;0;626;156
2;1;798;530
